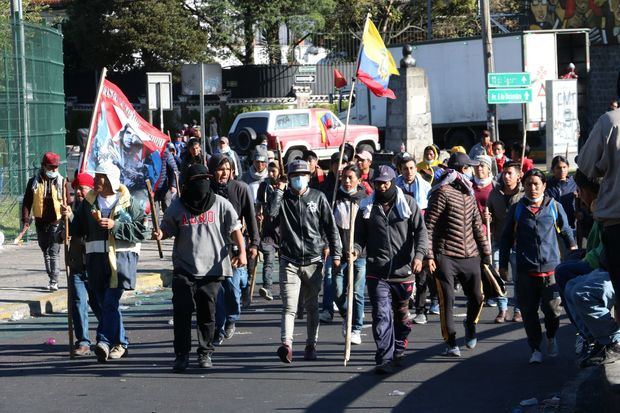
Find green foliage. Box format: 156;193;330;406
0;0;48;51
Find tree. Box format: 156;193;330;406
0;0;48;51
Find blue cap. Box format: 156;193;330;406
373;165;396;182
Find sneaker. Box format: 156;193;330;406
197;353;212;368
73;345;91;357
408;298;415;309
587;342;620;367
512;310;523;323
108;345;127;359
259;287;273;301
429;301;440;315
173;354;189;373
494;310;507;324
94;342;109;363
374;362;394;374
485;298;498;307
547;337;559;358
277;344;293;364
412;313;428;325
224;322;236;339
48;281;59;291
213;333;224;346
529;350;543;364
392;352;405;367
319;310;333;323
463;321;477;349
304;344;317;361
350;330;362;345
444;345;461;357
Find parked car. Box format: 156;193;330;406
228;108;380;165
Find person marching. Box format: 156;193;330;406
63;163;148;362
353;165;427;373
155;164;246;372
332;165;368;345
208;154;259;344
424;153;492;357
22;152;69;290
64;173;101;356
499;169;577;364
268;160;341;363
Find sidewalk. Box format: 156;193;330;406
0;238;173;321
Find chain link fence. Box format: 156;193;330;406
0;20;65;239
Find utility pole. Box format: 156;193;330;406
480;0;497;142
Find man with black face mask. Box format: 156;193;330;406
155;164;246;373
207;154;259;344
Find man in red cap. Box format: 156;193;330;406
22;152;68;290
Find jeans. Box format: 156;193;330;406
333;258;366;332
92;287;128;348
172;273;221;356
260;242;276;289
566;270;620;345
35;222;61;283
216;266;248;334
555;259;593;328
366;277;413;365
493;244;518;312
322;255;334;315
279;260;323;346
70;272;101;347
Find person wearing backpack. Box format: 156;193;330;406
499;169;577;364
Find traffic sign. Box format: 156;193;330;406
295;75;316;84
299;65;317;74
488;72;531;88
487;88;533;104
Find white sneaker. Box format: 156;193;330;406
350;330;362;345
48;281;59;291
547;337;559;357
529;350;543;364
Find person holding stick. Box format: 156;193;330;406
62;163;148;362
353;165;428;374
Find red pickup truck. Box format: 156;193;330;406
228;108;380;165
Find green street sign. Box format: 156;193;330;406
488;72;531;88
299;65;317;74
487;88;533;104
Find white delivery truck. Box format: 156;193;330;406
341;29;589;158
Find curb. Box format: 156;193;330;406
0;272;166;321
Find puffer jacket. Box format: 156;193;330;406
268;186;342;266
425;181;491;260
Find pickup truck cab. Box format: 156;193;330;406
228;108;380;165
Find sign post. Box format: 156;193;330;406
147;72;173;132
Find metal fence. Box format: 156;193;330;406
0;20;65;238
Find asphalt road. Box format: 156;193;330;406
0;279;591;413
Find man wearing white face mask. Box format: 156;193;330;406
22;152;69;291
268;159;342;363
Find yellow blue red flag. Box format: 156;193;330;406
356;17;399;99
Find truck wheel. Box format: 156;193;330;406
285;148;304;167
236;127;257;152
356;143;374;154
445;129;475;152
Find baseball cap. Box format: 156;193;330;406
447;152;479;169
355;150;373;162
287;159;311;175
167;143;175;150
303;150;318;161
330;152;349;164
41;152;60;167
373;165;396;182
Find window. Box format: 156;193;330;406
274;113;309;130
232;117;268;135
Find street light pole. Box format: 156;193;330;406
480;0;498;142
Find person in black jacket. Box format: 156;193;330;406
353;165;428;374
268;159;342;363
208;154;260;344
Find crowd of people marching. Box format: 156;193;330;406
21;107;620;374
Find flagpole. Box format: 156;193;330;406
80;67;108;173
331;15;370;208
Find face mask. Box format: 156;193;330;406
424;158;433;165
290;175;309;192
46;170;59;179
340;185;356;195
495;154;503;160
463;171;473;180
526;195;544;204
221;147;231;154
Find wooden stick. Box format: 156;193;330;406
80;67;108;173
146;179;164;258
276;137;286;177
174;172;181;197
331;79;357;208
246;221;261;307
344;201;359;366
62;179;75;358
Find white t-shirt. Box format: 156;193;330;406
97;193;119;218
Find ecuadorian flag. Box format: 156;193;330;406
356;18;399;99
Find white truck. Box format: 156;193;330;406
341;29;590;158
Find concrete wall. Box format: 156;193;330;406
587;45;620;129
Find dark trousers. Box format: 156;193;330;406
367;277;414;365
172;273;221;357
435;255;483;347
35;222;61;282
516;273;562;351
414;268;437;314
602;223;620;308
